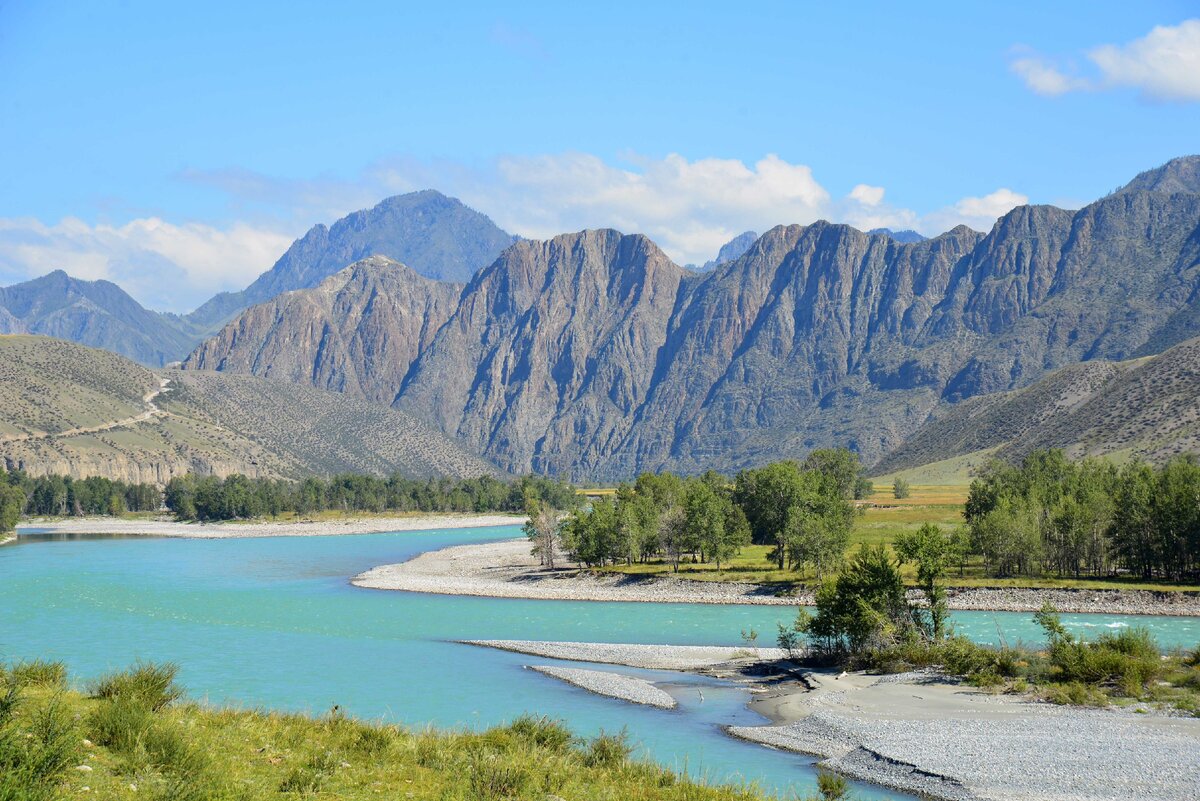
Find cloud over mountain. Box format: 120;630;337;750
1011;18;1200;102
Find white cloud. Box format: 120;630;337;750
1010;55;1090;96
1090;19;1200;101
921;188;1030;235
0;153;1032;313
0;217;295;312
1011;19;1200;102
848;184;885;207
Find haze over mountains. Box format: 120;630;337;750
5;156;1200;481
0;271;198;367
0;191;517;365
180;157;1200;480
185;190;516;332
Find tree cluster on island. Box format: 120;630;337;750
544;449;869;574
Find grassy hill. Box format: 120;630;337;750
0;335;496;482
874;335;1200;479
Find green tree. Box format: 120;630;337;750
802;544;912;657
894;522;951;640
891;477;911;499
0;484;26;533
802;448;863;500
523;494;561;569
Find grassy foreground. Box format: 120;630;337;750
1;660;849;801
601;485;1196;593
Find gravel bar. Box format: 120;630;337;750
730;672;1200;801
529;665;677;708
464;640;788;670
356;538;1200;614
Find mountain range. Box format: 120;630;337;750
6;156;1200;481
0;271;198;367
179;156;1200;479
0;191;517;365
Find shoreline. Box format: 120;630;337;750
468;640;1200;801
355;538;1200;616
15;513;524;540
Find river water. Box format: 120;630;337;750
2;525;1197;799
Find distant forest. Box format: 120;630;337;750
0;468;577;532
162;473;577;521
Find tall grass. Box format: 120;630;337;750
88;661;183;710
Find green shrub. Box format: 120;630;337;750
815;770;850;800
468;752;530;800
89;662;183;711
506;714;573;752
350;722;398;756
7;660;67;690
87;695;153;753
581;731;632;768
1043;681;1109;707
279;749;339;793
0;693;79;801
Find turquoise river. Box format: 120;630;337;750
2;525;1198;799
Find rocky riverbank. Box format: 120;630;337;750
355;538;1200;615
731;669;1200;801
469;640;1200;801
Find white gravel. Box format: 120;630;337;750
465;640;788;670
355;539;799;604
529;665;677;708
730;672;1200;801
355;538;1200;614
16;513;523;539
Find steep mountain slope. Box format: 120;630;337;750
187;191;513;331
876;334;1200;472
0;335;495;482
0;271;196;366
1114;154;1200;196
183;256;462;406
396;230;688;476
183;157;1200;480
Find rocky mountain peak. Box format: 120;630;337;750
1115;155;1200;197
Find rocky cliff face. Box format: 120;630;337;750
395;230;687;476
186;190;514;331
183;157;1200;479
183;256;462;407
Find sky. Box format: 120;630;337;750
1;1;1198;312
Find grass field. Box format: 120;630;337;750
601;485;1198;593
1;662;777;801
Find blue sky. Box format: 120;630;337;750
1;0;1198;310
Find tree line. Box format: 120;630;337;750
0;468;162;532
966;450;1200;581
556;449;866;573
163;473;578;522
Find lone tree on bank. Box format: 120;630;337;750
524;495;561;569
892;477;911;499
